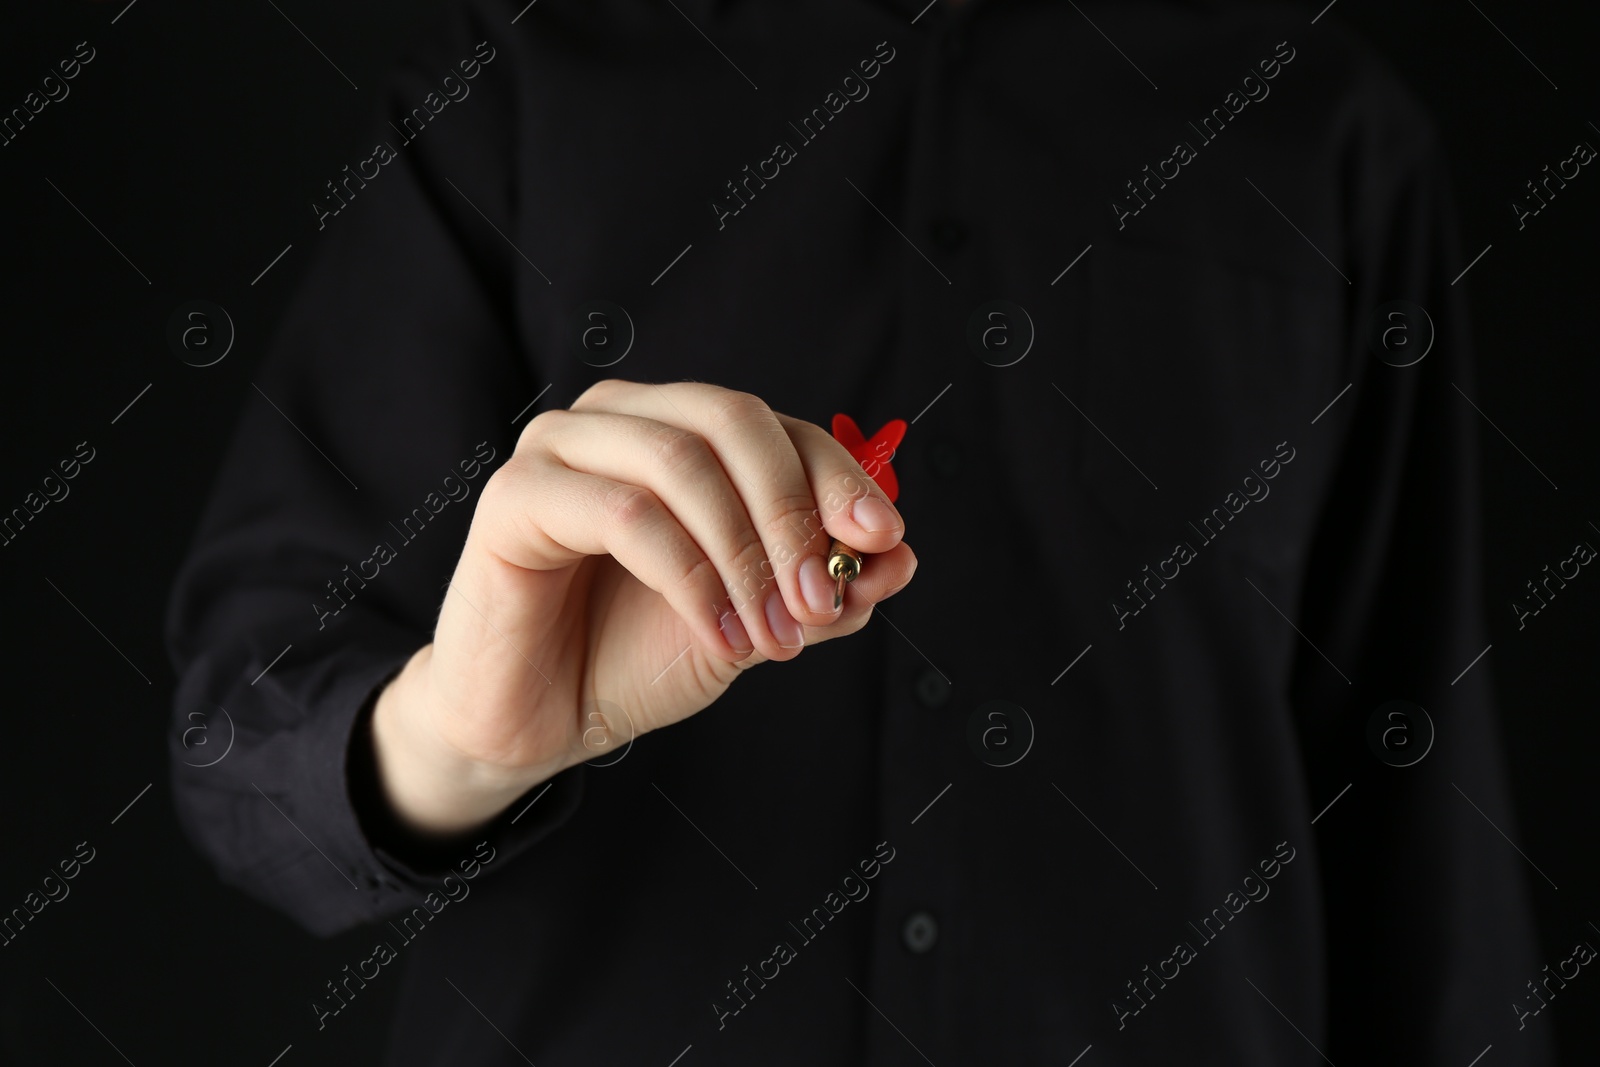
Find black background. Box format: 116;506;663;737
1;0;1595;1063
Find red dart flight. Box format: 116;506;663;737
831;414;907;503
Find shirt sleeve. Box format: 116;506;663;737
1291;81;1554;1063
163;0;584;938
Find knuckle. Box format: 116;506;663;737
791;416;848;457
643;425;713;478
479;457;523;512
572;377;627;410
504;499;545;551
724;538;776;608
706;389;772;433
790;418;833;446
514;407;566;454
727;529;774;582
821;471;869;519
670;553;721;598
763;494;828;548
603;483;662;531
479;462;542;545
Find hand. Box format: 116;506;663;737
370;380;917;836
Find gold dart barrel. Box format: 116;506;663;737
827;538;864;609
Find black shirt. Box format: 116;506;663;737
165;0;1552;1063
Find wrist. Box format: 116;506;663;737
370;646;566;837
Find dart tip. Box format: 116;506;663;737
834;571;846;610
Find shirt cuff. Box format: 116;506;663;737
287;643;585;932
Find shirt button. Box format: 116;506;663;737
914;667;950;709
928;217;968;251
902;910;939;953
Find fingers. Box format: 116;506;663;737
531;409;807;661
474;454;757;663
569;380;906;631
720;541;919;672
773;413;905;546
817;540;918;640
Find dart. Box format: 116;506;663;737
827;413;907;609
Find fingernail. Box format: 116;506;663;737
718;603;752;654
853;495;901;533
764;590;805;649
799;555;839;616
